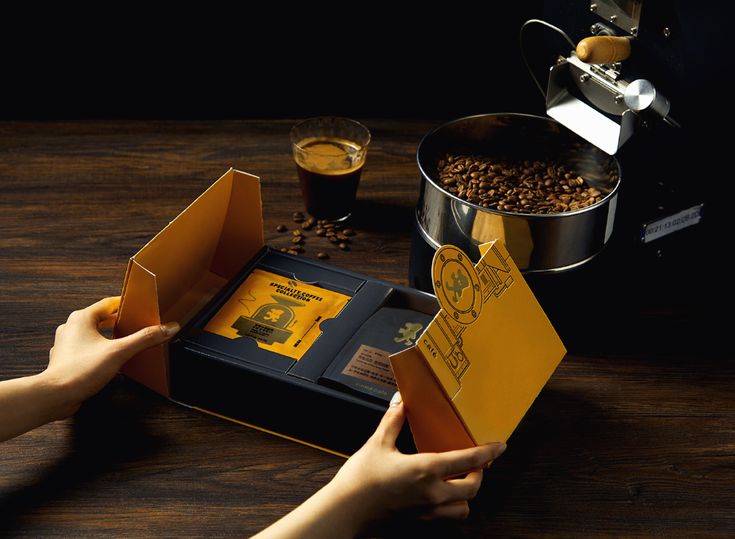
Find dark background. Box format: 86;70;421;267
0;4;725;274
1;3;728;123
0;5;547;120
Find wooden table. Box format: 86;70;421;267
0;120;732;537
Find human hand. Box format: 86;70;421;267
41;296;179;419
253;393;505;538
329;392;505;525
0;296;179;443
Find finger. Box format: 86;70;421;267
372;391;406;447
418;501;470;521
96;296;123;329
439;469;484;503
432;443;506;478
112;322;180;360
80;297;122;326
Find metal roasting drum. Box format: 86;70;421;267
411;113;621;280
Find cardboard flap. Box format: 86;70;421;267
211;169;265;278
395;240;566;451
390;348;475;453
116;260;167;395
115;168;263;396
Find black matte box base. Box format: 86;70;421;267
168;248;436;456
170;342;410;455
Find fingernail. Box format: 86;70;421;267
485;443;506;468
389;391;402;407
161;321;180;337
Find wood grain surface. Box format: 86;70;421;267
0;120;732;538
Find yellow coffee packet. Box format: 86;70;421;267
204;269;351;360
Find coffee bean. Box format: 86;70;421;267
276;224;288;233
329;236;339;243
287;249;300;255
338;242;349;251
342;228;355;236
291;237;303;244
293;229;303;236
315;228;326;237
279;247;288;252
317;252;329;260
437;153;611;214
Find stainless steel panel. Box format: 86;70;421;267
415;113;621;273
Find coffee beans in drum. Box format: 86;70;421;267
436;154;612;214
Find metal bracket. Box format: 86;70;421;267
546;54;637;155
590;0;642;36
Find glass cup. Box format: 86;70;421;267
290;117;370;221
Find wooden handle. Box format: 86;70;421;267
576;36;631;64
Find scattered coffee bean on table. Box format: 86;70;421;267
276;213;361;258
436;154;611;214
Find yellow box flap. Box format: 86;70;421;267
391;240;566;452
114;168;264;396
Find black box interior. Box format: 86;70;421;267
169;247;439;455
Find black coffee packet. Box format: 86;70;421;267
319;307;434;403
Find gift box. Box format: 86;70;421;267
114;168;566;457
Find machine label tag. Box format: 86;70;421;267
641;204;703;243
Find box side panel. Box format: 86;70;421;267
456;240;566;443
116;261;169;395
210;169;265;279
170;343;415;456
133;171;233;321
390;347;475;453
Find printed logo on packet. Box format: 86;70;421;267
204;269;351;360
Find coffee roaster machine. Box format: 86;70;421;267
409;1;720;351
